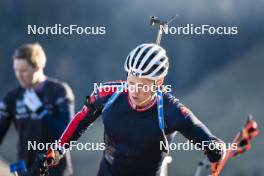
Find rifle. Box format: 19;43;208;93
150;15;176;176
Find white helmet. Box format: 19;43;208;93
124;43;169;80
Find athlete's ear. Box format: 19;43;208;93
33;65;40;72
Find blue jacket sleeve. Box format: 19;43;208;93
0;93;13;145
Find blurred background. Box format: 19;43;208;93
0;0;263;175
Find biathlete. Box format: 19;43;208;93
47;43;226;176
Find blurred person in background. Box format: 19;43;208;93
0;43;74;176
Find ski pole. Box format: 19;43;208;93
211;115;259;175
194;160;210;176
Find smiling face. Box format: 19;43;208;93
13;59;38;88
127;74;159;107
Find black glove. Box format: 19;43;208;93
45;148;63;166
204;140;226;163
25;154;49;176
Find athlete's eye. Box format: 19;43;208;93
128;81;135;85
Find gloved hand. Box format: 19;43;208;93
23;89;43;112
45;148;63;167
204;140;226;163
